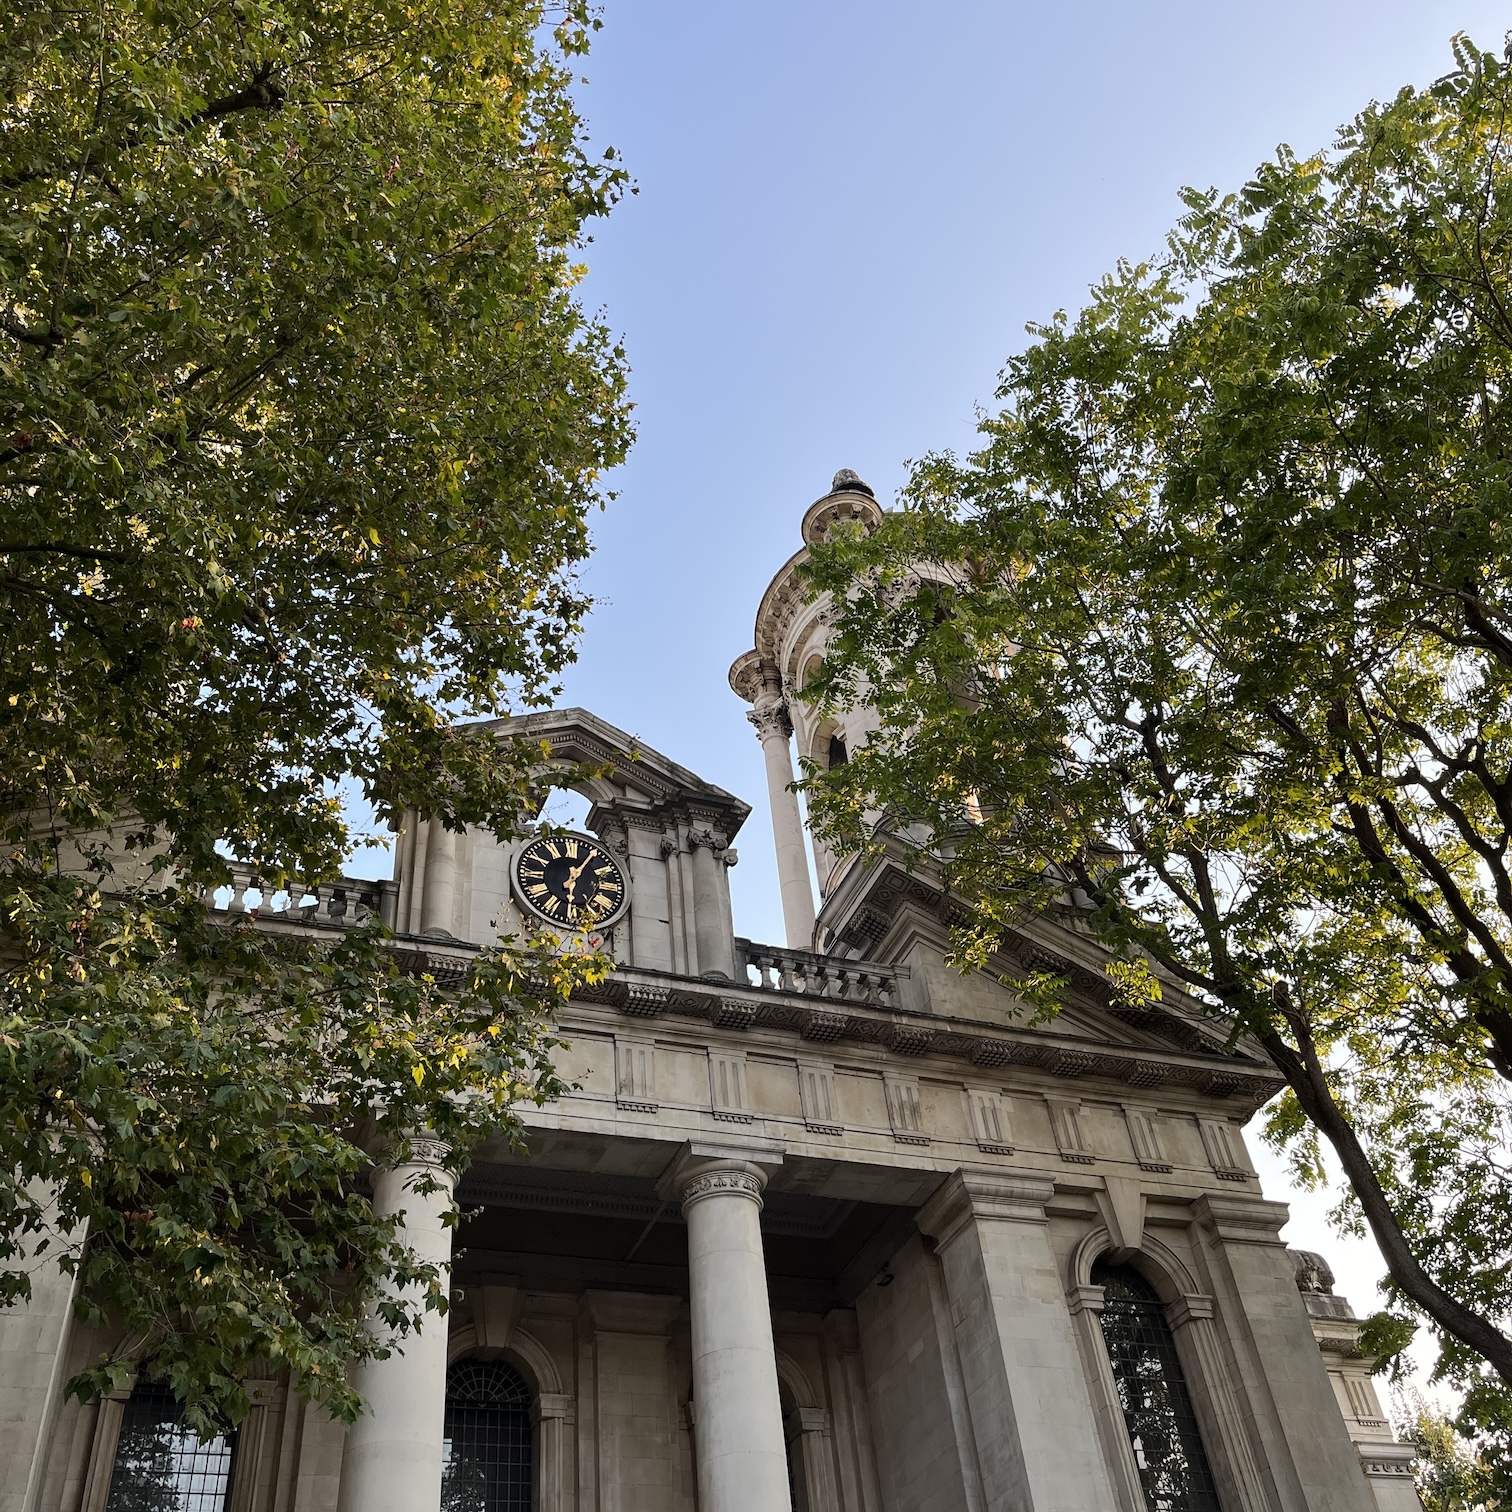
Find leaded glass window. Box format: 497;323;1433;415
103;1382;237;1512
1093;1260;1221;1512
442;1359;533;1512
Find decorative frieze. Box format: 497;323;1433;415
709;1049;753;1123
568;961;1285;1109
800;1008;849;1042
798;1060;842;1135
615;1037;657;1113
884;1074;929;1145
1358;1444;1418;1480
1045;1096;1095;1163
968;1090;1014;1155
1123;1105;1172;1173
1197;1118;1250;1181
968;1038;1015;1068
1047;1048;1098;1078
885;1024;934;1056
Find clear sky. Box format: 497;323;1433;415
542;1;1509;1385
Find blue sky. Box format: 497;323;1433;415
544;2;1508;1373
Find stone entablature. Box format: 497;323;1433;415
571;961;1283;1111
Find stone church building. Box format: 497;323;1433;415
1;475;1423;1512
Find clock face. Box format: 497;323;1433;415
513;832;629;930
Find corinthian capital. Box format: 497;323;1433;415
747;695;792;742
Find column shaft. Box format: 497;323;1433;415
337;1147;456;1512
690;837;733;978
750;701;816;949
679;1160;790;1512
419;821;457;936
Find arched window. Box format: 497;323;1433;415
1092;1260;1221;1512
442;1359;533;1512
104;1382;237;1511
826;733;848;769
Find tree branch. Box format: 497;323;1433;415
1259;989;1512;1388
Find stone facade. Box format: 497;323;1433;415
0;474;1424;1512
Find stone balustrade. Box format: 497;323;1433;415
734;937;903;1009
205;861;399;931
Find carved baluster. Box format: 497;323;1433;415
749;950;772;991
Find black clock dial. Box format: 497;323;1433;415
514;833;628;929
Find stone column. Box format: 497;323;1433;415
419;821;458;937
1064;1281;1146;1512
669;1151;789;1512
689;830;735;979
748;696;817;949
336;1139;456;1512
915;1170;1120;1512
226;1376;280;1512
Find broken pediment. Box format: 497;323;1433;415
477;706;751;846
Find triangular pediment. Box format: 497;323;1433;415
820;850;1271;1073
474;707;751;842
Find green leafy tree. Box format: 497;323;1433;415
803;32;1512;1475
1;0;631;1431
1401;1394;1502;1512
